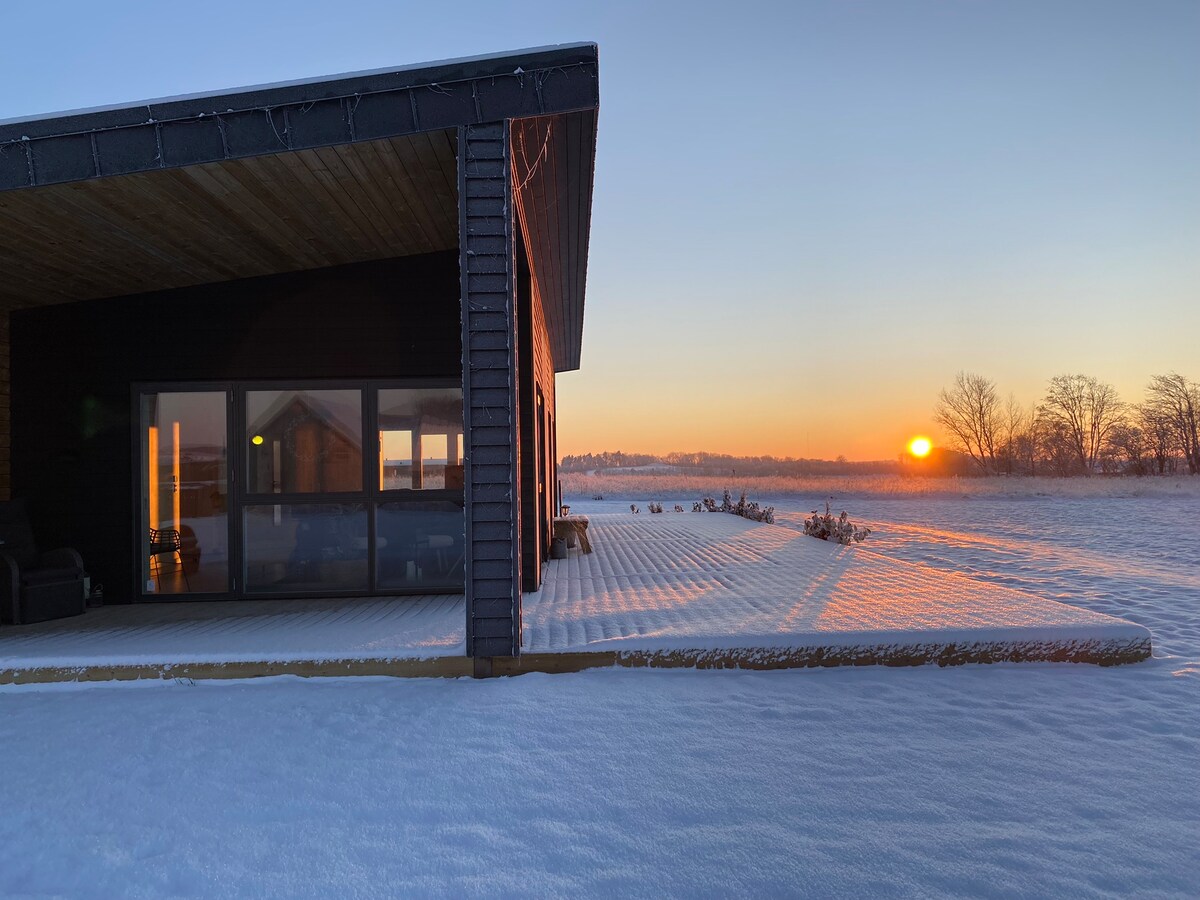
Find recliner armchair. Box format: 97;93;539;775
0;499;87;625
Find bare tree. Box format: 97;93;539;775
1012;402;1043;476
934;372;1000;474
1138;402;1177;475
1038;374;1124;475
1011;427;1038;474
1036;414;1079;476
1106;422;1147;476
1144;373;1200;475
996;394;1028;475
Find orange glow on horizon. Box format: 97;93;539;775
554;375;948;462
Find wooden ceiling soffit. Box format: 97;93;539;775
0;44;599;311
0;131;459;309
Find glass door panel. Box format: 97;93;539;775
376;499;465;590
245;389;363;494
377;388;464;491
140;391;230;595
243;502;369;592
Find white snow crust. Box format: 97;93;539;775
0;595;464;671
523;513;1149;656
0;493;1196;895
0;511;1147;675
0;43;594;129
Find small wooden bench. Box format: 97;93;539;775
552;515;592;554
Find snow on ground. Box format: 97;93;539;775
0;595;464;672
1;665;1197;897
523;513;1148;659
2;488;1198;896
5;503;1153;676
563;470;1200;501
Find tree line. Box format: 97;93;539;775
934;372;1200;476
559;450;901;477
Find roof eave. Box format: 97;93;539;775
0;43;598;191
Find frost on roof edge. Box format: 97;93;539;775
0;42;598;133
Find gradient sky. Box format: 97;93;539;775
2;1;1196;460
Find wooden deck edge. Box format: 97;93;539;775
494;636;1154;676
0;655;473;685
0;636;1152;685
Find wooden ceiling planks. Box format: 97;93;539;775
0;129;459;311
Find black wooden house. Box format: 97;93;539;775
0;44;599;669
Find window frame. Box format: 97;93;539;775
133;377;465;600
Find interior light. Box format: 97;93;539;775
251;435;264;446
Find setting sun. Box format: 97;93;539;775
908;436;932;458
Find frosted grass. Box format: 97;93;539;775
563;471;1200;500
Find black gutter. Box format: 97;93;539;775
0;43;598;191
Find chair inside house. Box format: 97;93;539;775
149;527;190;591
0;498;87;625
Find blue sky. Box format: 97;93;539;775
3;0;1196;458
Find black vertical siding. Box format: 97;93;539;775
517;259;541;593
460;121;521;658
0;310;9;501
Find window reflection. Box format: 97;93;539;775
243;503;368;591
378;388;463;491
246;390;362;493
140;391;229;594
376;500;465;589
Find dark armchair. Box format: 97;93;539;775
0;499;87;625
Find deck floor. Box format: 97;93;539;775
0;514;1151;683
0;594;465;680
522;514;1151;659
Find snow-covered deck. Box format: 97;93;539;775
514;514;1151;671
0;595;468;683
0;513;1150;683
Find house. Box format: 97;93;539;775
0;44;599;673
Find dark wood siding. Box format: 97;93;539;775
0;310;9;500
511;110;598;372
459;122;521;658
10;252;460;602
517;257;540;591
519;258;559;591
531;274;558;527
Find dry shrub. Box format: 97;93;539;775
699;489;775;524
804;502;871;544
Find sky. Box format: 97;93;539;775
2;1;1196;460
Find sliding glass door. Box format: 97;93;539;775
375;387;465;590
242;388;369;593
139;390;231;595
136;381;463;600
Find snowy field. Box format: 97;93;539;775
2;485;1198;897
562;470;1200;501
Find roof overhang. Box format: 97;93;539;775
0;43;599;371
